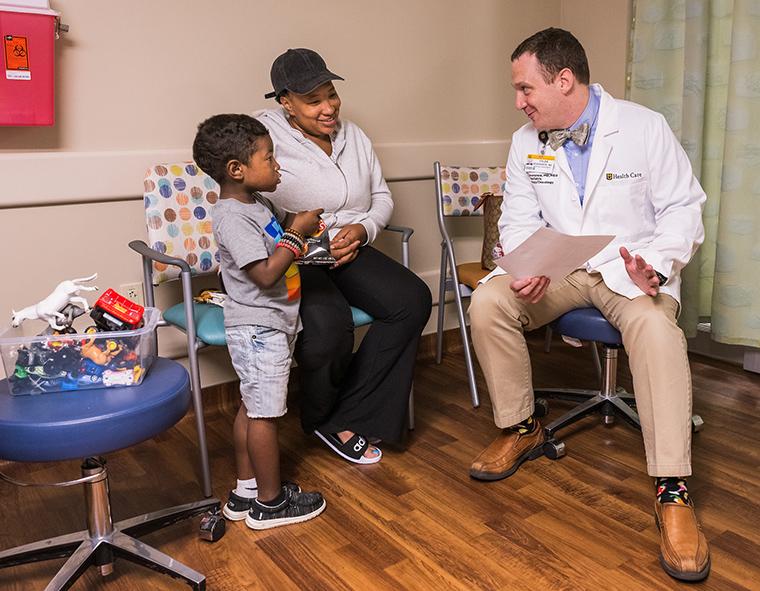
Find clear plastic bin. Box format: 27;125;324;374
0;308;159;395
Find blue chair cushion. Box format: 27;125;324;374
351;306;374;327
163;302;227;346
164;302;373;342
0;358;190;463
553;308;622;345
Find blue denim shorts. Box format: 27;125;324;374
225;325;296;419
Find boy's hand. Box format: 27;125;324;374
290;208;324;236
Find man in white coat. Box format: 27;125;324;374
469;28;710;581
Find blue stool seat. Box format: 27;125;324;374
553;307;622;346
0;357;190;463
0;357;217;590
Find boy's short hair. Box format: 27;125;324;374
511;28;590;85
192;114;270;184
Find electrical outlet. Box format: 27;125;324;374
120;282;144;307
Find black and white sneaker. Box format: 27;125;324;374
223;481;301;521
245;485;326;530
223;491;254;521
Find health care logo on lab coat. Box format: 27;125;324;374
606;171;644;181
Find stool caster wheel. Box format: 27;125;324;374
199;509;226;542
691;414;704;433
543;439;566;460
534;398;549;418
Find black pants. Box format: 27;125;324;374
294;246;432;443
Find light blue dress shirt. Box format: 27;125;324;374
562;86;600;205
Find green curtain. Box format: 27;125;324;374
628;0;760;346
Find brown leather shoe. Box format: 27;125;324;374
470;422;545;481
654;499;710;582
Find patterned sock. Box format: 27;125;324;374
508;415;536;435
233;477;258;499
656;476;689;505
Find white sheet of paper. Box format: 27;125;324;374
494;227;614;283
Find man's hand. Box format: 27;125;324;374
330;224;366;268
510;276;550;304
620;246;659;297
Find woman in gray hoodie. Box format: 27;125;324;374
258;49;432;463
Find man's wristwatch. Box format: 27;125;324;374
655;271;668;286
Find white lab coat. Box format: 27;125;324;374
488;84;706;303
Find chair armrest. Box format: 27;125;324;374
128;240;191;274
383;225;414;269
384;224;414;243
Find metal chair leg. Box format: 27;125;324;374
436;244;448;364
407;387;415;430
445;248;479;408
544;325;553;353
44;539;96;591
0;460;216;590
118;498;221;539
180;274;213;498
0;530;85;568
110;532;206;591
590;341;602;386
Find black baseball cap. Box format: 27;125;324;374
264;48;344;100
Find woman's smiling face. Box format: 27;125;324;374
280;82;341;139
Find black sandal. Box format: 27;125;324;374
314;429;382;464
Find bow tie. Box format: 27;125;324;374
543;123;590;150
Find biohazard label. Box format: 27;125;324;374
4;35;31;80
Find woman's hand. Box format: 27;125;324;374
330;223;366;268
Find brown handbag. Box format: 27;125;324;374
474;192;503;270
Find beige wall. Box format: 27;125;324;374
0;0;631;384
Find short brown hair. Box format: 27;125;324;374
511;28;590;85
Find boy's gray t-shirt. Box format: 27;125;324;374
212;194;302;335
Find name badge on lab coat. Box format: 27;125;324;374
524;154;555;174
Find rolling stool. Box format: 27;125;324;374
533;308;704;459
0;358;224;590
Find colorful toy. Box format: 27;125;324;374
80;338;123;366
90;288;144;331
11;273;98;331
193;289;227;307
3;306;158;396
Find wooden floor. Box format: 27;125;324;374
1;330;759;590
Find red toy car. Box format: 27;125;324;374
90;288;144;331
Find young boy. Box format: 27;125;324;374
193;114;325;529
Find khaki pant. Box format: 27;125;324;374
470;270;692;477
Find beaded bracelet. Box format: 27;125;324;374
279;234;302;250
279;235;305;256
281;230;306;254
282;230;305;249
281;231;304;247
276;241;301;258
284;227;305;242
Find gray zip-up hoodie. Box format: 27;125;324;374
256;108;393;244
